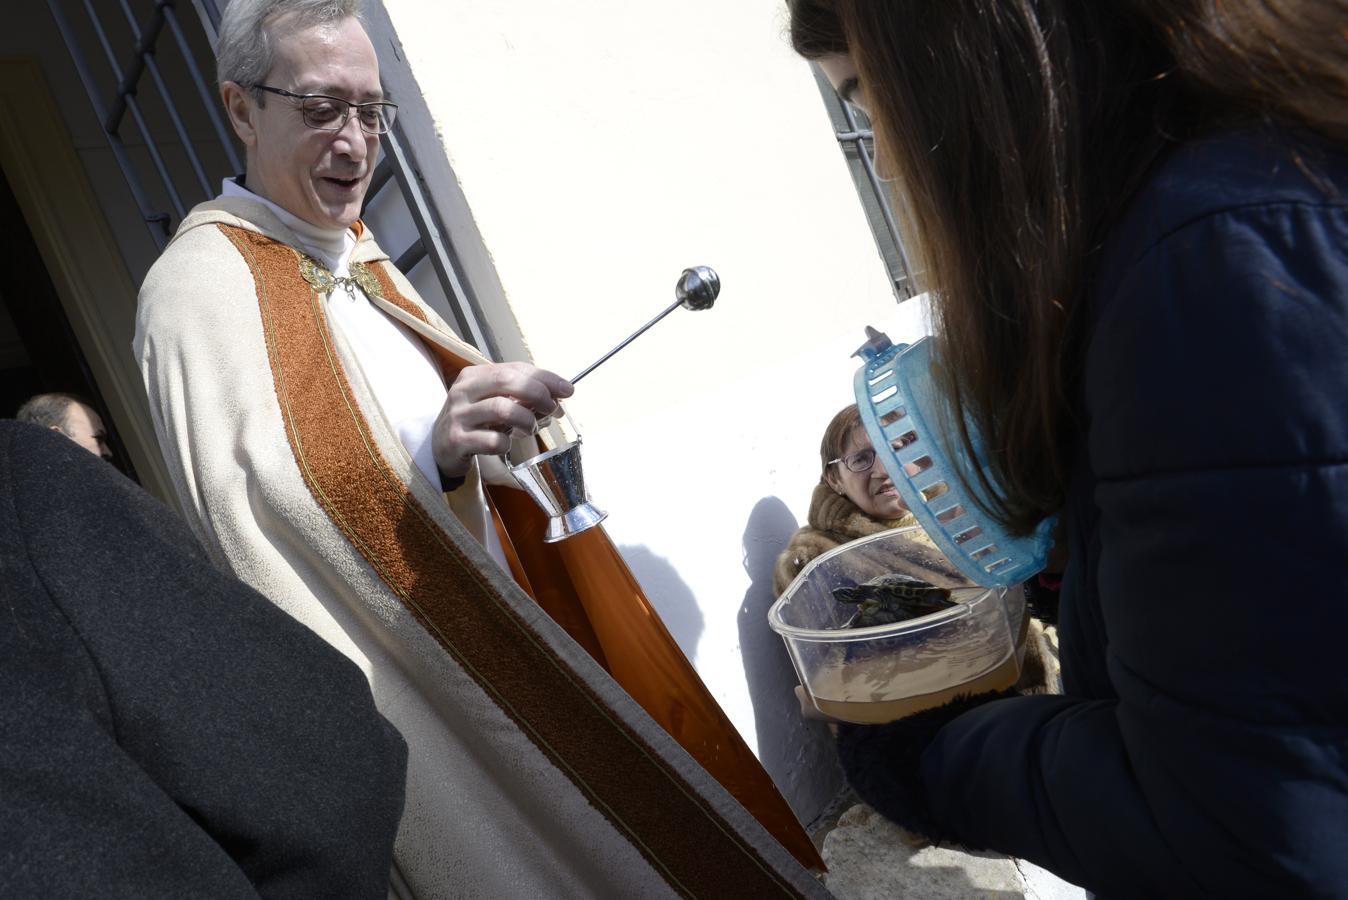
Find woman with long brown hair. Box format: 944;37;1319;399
787;1;1348;896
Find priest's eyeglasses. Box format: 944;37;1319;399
251;84;398;135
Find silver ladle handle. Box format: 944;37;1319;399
570;265;720;385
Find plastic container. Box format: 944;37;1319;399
852;330;1056;588
768;527;1024;723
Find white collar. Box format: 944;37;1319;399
219;177;353;269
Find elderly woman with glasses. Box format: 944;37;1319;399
773;404;921;596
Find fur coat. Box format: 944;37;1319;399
773;483;921;596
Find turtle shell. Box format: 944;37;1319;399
832;573;955;628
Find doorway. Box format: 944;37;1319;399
0;167;136;478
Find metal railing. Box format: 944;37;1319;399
810;64;917;301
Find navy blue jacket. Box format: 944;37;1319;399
839;129;1348;898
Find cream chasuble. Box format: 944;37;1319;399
134;195;825;899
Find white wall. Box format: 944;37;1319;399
379;0;921;824
582;298;932;824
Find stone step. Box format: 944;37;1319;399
818;803;1088;900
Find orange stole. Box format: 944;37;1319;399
365;264;824;872
223;224;816;897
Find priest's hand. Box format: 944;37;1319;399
432;362;574;482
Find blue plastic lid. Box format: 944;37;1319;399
852;329;1055;588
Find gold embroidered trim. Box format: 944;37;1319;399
297;252;384;299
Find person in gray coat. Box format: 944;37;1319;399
0;420;407;898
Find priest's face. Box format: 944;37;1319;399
233;15;383;230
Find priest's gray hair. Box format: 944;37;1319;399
216;0;364;89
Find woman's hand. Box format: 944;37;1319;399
795;685;842;733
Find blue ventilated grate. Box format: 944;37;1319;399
853;330;1055;588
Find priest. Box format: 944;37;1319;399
134;0;823;896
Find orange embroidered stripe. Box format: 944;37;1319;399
221;225;806;899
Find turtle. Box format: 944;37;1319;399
832;573;956;629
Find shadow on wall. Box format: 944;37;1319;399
616;545;706;661
738;496;844;826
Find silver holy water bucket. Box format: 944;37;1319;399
509;440;607;543
506;265;719;542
